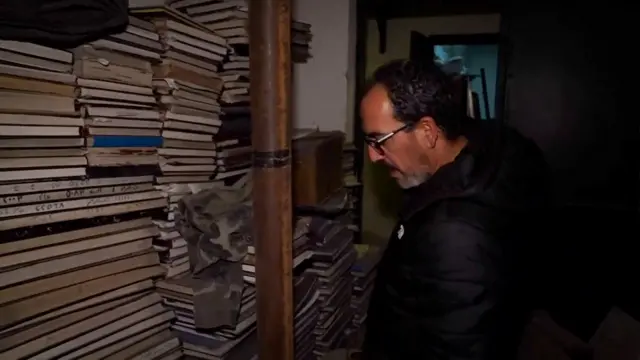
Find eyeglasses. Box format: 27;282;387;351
364;124;410;155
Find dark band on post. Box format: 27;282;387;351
253;150;290;168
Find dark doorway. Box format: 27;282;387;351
410;33;501;121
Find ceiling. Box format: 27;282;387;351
362;0;504;19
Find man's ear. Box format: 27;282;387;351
415;116;439;148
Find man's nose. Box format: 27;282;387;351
367;145;384;163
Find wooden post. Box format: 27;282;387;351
248;0;294;360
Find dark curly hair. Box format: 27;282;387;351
369;59;470;140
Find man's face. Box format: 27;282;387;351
360;85;432;189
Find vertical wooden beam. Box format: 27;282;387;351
248;0;294;360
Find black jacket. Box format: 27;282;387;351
0;0;128;49
362;124;550;359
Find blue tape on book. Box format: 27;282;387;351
89;136;163;148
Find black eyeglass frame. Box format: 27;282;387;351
363;124;411;155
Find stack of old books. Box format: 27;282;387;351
156;276;258;360
214;58;252;179
220;55;249;106
306;217;357;358
243;217;314;285
0;41;84;181
242;217;317;358
130;2;230;182
128;5;230;277
0;37;182;359
294;272;321;360
75;16;164;170
349;244;382;335
130;7;227;183
175;0;313;62
0;215;179;360
342;143;362;233
168;0;315;182
145;8;226;180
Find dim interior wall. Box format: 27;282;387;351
292;0;357;141
362;14;501;245
463;44;499;119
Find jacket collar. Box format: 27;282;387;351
398;122;502;221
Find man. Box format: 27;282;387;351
360;59;550;359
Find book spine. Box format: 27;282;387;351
89;136;163;148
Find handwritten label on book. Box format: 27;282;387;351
0;199;167;231
0;190;162;219
0;183;151;207
0;176;152;195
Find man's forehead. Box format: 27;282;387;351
361;85;396;133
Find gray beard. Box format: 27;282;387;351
396;172;430;189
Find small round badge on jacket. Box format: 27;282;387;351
397;224;404;239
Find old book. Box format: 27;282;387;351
164;50;219;73
0;176;152;198
0;293;146;352
80;326;172;360
87;154;160;167
0;156;86;170
0;137;84;148
185;0;247;16
128;15;157;33
52;309;174;359
78;87;156;104
87;127;161;137
192;10;247;25
84;117;162;129
0;74;75;96
0;280;153;335
0;125;80;137
0;252;158;306
160;156;214;165
0;280;154;337
0;40;72;63
0;265;164;329
83;106;161;120
73;45;152;72
2;294;165;359
163;103;219;119
0;148;86;158
91;39;162;62
155;174;210;184
0;167;86;183
153;61;223;90
160;95;220;113
74;58;152;87
162;129;212;143
78;77;154;95
0;63;75;84
0;218;151;256
0;113;83;126
110;31;164;53
0;190;162;224
153;18;225;48
0;90;76;116
0;238;155;288
0;49;71;73
157;147;217;157
0;227;158;271
0;198;167;230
